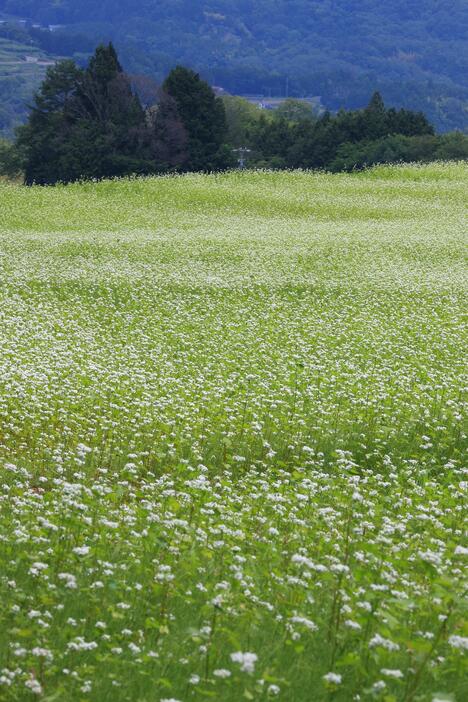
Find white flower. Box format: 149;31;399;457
73;546;90;556
381;669;404;679
323;672;342;684
58;572;77;589
369;633;400;651
213;669;231;678
230;651;258;673
344;619;361;630
13;647;27;657
454;545;468;556
24;676;43;695
373;681;386;691
448;635;468;651
67;637;98;652
268;684;280;695
28;562;48;576
31;647;53;661
418;549;442;566
290;616;318;631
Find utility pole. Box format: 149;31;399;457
233;147;251;170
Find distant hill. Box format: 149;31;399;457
0;34;59;137
0;0;467;134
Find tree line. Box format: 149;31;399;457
9;44;232;184
233;93;468;171
1;44;467;184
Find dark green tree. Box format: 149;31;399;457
67;43;151;180
251;115;293;167
0;138;23;179
435;131;468;160
362;91;389;140
163;66;232;171
387;107;434;137
16;59;82;184
150;90;188;171
17;45;153;184
222;95;262;148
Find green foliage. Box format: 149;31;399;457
151;91;189;171
328;133;468;172
163;66;233;171
17;58;467;182
245;94;445;170
17;46;189;184
434;132;468;160
234;93;468;171
222;95;263;148
0;137;22;177
250;115;293;164
15;59;81;184
273;98;319;124
16;46;236;183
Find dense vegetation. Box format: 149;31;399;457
0;0;467;133
242;93;459;171
13;45;234;184
0;163;467;700
8;44;467;184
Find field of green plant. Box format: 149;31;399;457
0;163;466;702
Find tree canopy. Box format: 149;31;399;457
14;44;234;184
163;67;231;172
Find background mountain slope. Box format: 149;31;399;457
1;0;467;134
0;34;58;136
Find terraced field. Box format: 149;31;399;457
0;164;466;701
0;36;56;136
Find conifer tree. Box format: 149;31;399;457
16;60;82;184
17;45;152;183
68;43;149;179
363;91;388;140
163;66;232;171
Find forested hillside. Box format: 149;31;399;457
1;0;467;133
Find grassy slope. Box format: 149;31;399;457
0;164;466;701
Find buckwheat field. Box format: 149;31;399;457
0;163;466;702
